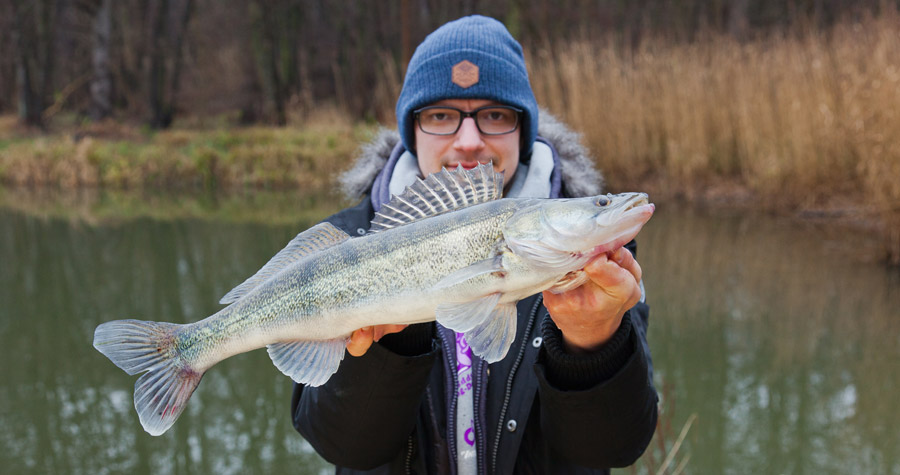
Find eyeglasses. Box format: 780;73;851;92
414;105;522;136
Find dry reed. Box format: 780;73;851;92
528;12;900;262
0;109;372;192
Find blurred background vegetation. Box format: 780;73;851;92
1;0;898;262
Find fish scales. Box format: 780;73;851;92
92;164;655;436
168;199;525;374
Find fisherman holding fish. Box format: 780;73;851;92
291;15;658;474
93;12;657;474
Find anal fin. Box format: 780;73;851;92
267;338;346;387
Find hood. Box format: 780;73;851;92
338;109;604;200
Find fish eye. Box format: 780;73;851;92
595;196;610;207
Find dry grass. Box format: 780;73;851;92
528;12;900;262
0;108;374;191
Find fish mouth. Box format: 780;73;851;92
627;195;649;209
614;193;655;220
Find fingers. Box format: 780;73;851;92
541;287;568;312
346;327;374;357
609;247;642;284
347;324;410;357
583;249;639;290
373;324;409;341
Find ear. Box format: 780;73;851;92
408;122;417;155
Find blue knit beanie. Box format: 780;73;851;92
396;15;539;156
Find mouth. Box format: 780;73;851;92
618;194;655;219
447;159;493;170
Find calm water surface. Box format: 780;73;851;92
1;195;897;474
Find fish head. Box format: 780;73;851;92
503;193;655;270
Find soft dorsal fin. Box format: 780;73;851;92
219;222;350;304
369;163;504;233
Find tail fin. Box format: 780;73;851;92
93;319;203;436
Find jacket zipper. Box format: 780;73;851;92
474;358;486;473
405;434;414;475
437;329;459;474
489;296;543;474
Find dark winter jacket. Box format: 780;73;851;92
291;114;658;474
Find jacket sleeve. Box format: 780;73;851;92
535;240;659;468
534;306;658;468
291;325;438;470
532;239;658;468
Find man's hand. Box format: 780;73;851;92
542;247;643;354
346;324;409;357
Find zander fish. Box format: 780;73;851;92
93;164;654;436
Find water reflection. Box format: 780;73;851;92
635;205;900;474
1;198;898;474
0;208;333;474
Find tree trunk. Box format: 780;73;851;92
147;0;169;128
251;0;292;126
167;0;193;120
147;0;193;129
11;0;46;128
90;0;112;120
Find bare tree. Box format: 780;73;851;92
90;0;112;120
0;0;890;125
147;0;193;129
10;0;62;128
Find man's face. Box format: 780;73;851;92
414;99;520;188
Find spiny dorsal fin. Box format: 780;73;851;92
370;163;504;233
219;222;350;304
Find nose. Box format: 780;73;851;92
453;117;485;153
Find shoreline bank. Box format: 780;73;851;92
1;168;895;266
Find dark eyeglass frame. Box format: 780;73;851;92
413;105;523;136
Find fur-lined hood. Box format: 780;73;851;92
339;110;604;200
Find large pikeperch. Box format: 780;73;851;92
93;164;654;436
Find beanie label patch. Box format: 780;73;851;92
451;60;479;88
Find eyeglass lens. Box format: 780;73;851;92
417;107;519;135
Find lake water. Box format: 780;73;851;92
1;193;898;474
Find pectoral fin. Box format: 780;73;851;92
547;270;590;294
433;256;504;290
464;303;517;362
266;338;346;387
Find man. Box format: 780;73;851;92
292;15;657;474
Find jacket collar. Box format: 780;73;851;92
338;109;605;200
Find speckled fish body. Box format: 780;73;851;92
181;198;526;370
